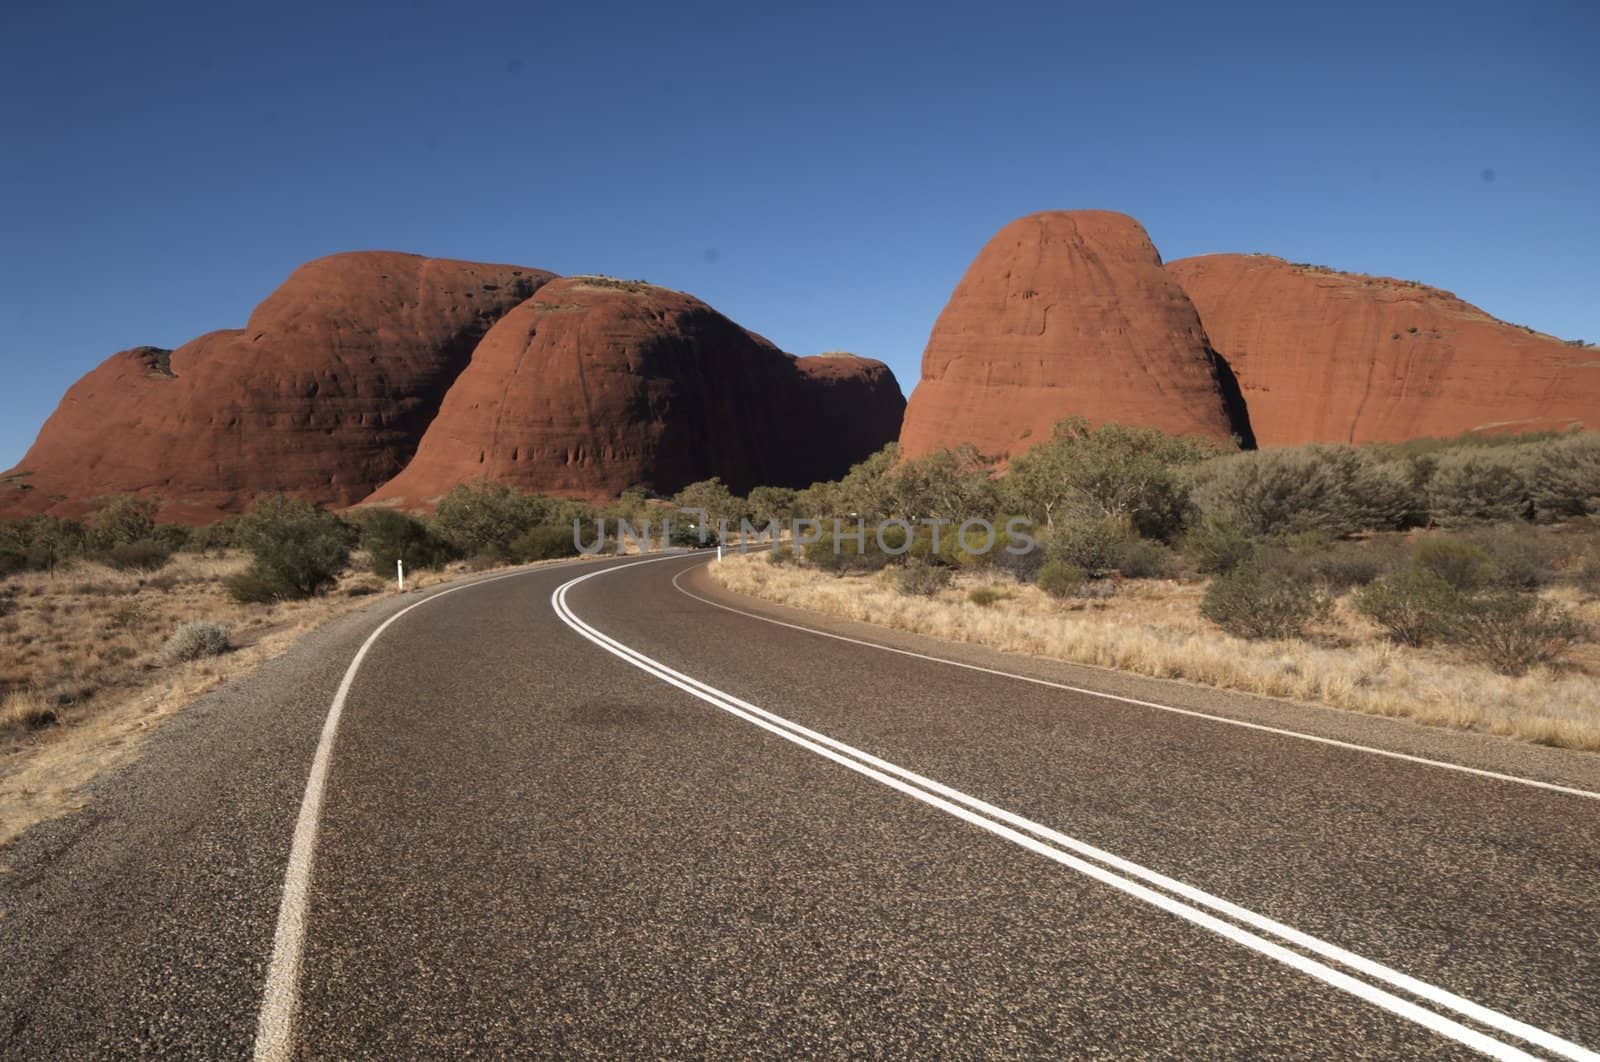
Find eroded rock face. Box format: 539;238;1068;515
1167;254;1600;445
899;210;1251;460
1;253;554;521
366;278;905;505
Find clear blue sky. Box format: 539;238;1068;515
2;0;1595;469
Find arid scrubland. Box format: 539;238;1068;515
711;547;1600;751
0;551;483;847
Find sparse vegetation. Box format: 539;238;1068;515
705;421;1600;750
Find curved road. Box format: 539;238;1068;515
2;553;1598;1059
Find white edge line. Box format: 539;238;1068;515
252;558;617;1062
553;559;1596;1061
670;562;1600;803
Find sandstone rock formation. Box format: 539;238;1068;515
1;253;553;521
898;211;1252;461
1167;254;1599;445
365;278;904;505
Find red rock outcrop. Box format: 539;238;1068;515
1;253;554;522
1166;254;1599;445
899;211;1251;461
366;278;904;505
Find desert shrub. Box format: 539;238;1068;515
1116;538;1177;580
896;563;952;597
86;496;158;551
992;540;1047;583
357;509;451;576
1529;433;1600;520
1002;418;1223;540
186;517;245;553
1425;448;1532;526
967;586;1008;607
509;524;580;562
1200;558;1332;639
1047;517;1133;578
1355;569;1463;646
102;538;173;572
806;529;891;574
668;522;720;549
159;621;231;664
1439;591;1590;675
1178;518;1259;575
226;495;353;603
1412;539;1494;592
1302;537;1405;591
430;481;556;557
1190;445;1418;539
1459;524;1561;589
1036;560;1087;599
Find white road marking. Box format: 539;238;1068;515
671;563;1600;802
253;560;609;1062
556;559;1598;1061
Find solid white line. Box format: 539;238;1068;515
555;560;1597;1061
670;563;1600;802
252;560;605;1062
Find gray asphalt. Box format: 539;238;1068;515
1;552;1597;1058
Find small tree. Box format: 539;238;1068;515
431;480;552;557
1201;558;1331;639
672;477;743;532
357;508;450;577
226;496;353;602
1425;448;1532;526
86;496;158;552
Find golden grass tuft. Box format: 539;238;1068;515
710;555;1600;752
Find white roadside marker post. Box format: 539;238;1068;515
717;544;723;562
397;558;405;592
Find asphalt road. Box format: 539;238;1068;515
2;552;1598;1059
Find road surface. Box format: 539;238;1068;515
2;552;1597;1059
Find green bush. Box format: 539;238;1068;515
1460;524;1561;589
0;516;87;576
430;481;557;557
102;538;173;572
357;509;451;576
1036;560;1087;599
1116;537;1177;580
1440;591;1590;675
1529;433;1600;520
1190;445;1418;538
1412;539;1494;592
1178;518;1259;575
86;496;158;552
1200;559;1331;639
967;586;1008;607
1355;569;1463;647
1001;418;1222;541
1047;517;1132;578
804;530;890;574
509;524;580;562
1302;537;1405;591
896;563;952;597
1425;448;1532;526
226;496;353;603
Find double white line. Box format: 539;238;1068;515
553;557;1596;1061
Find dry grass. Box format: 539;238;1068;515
711;555;1600;753
0;551;501;848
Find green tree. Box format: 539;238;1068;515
1004;418;1223;537
672;477;744;531
430;480;553;557
226;495;354;602
86;495;158;552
